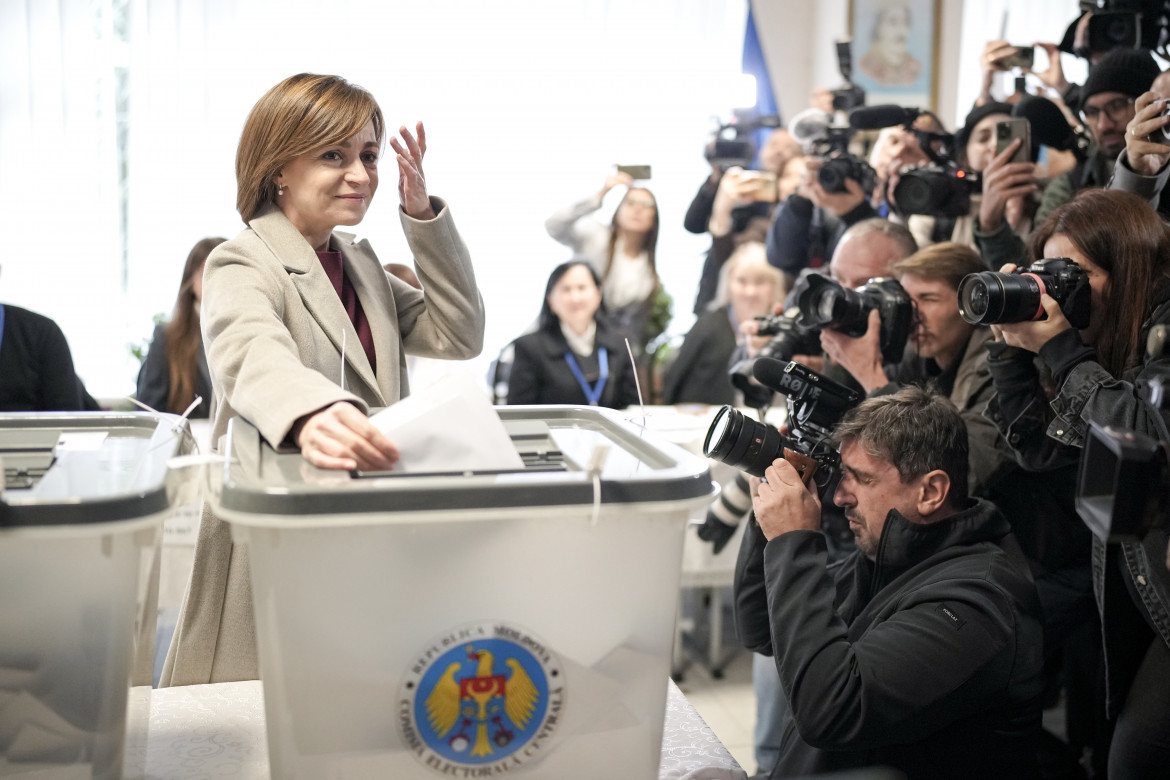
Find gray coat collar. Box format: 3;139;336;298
247;206;388;402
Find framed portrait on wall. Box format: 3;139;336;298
848;0;939;110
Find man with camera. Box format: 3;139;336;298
819;241;1011;493
764;147;880;286
735;387;1044;779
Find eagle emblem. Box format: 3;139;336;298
403;628;562;771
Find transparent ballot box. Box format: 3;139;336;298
215;406;716;779
0;413;190;779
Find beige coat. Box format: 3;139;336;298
160;198;484;686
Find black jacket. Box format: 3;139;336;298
135;322;213;417
986;281;1170;713
0;303;99;412
735;499;1044;779
506;320;640;409
661;308;737;406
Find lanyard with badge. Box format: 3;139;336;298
564;347;608;406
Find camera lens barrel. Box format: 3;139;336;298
957;271;1045;325
703;406;786;478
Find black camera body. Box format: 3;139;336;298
819;153;878;195
729;309;823;410
893;166;981;218
705;360;861;501
957;257;1091;329
797;274;915;364
1085;2;1170;55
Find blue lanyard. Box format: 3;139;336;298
564;347;608;406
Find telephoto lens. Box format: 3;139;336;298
957;257;1090;328
703;406;786;478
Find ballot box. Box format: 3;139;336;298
214;406;717;779
0;412;190;779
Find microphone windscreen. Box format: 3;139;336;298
789;108;832;148
752;357;792;388
848;104;917;130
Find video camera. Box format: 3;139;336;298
845;103;979;218
1080;1;1170;57
705;109;784;170
957;257;1092;329
1076;325;1170;541
705;360;862;502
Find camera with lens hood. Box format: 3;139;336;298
705;359;861;501
797;274;915;364
957;257;1091;328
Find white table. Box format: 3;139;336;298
130;679;746;779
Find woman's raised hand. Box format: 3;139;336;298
389;122;435;220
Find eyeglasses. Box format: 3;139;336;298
1079;96;1135;123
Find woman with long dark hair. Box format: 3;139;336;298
506;260;639;409
986;188;1170;777
136;237;225;416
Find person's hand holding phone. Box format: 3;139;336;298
1124;91;1170;176
601;170;634;198
979;129;1038;233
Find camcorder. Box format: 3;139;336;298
1081;1;1170;57
957;257;1091;329
705;359;861;501
705;110;783;170
729;274;914;409
1076;325;1170;541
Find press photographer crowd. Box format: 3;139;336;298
5;2;1170;779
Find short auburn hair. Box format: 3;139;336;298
235;73;385;222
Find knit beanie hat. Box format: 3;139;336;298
955;101;1013;153
1081;48;1161;103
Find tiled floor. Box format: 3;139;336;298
675;647;758;775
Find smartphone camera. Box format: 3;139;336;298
995;46;1034;71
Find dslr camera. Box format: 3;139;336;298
729;307;822;409
1083;1;1170;56
706;360;862;501
957;257;1091;329
729;274;914;410
1076;328;1170;541
798;274;915;363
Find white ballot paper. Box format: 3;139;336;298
369;373;524;473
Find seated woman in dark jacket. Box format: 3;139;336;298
507;261;639;409
136;236;225;417
985;189;1170;778
662;241;786;406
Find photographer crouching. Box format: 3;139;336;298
735;387;1044;779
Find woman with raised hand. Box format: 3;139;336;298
162;73;484;685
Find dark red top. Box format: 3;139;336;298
316;250;376;374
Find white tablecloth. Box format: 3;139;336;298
130;679;745;779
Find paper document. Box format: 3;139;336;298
369;374;524;473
